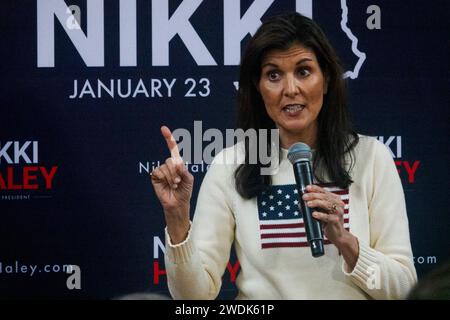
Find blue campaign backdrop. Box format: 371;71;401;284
0;0;449;299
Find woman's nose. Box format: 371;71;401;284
283;74;300;97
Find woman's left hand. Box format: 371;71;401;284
302;184;348;246
303;184;359;270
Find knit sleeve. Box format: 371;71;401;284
164;150;236;300
342;139;417;299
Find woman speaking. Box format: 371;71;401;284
151;12;417;299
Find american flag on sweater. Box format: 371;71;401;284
257;183;350;249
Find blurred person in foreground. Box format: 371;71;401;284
408;260;450;300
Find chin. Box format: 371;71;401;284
281;126;308;136
281;120;309;131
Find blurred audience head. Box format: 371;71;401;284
408;260;450;300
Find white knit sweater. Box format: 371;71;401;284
164;135;417;299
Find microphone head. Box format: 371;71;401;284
287;142;312;164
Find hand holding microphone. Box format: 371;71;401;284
288;142;348;257
287;142;324;257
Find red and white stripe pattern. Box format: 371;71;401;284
257;183;349;249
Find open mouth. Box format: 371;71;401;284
282;104;305;114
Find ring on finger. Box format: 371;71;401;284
329;203;338;214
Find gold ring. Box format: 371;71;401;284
329;203;338;214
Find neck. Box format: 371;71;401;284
279;125;318;150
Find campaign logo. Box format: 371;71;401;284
0;141;58;201
36;0;372;74
377;136;420;185
35;0;381;100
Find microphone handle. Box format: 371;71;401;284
293;160;324;257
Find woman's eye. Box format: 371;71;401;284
298;68;311;77
267;71;280;81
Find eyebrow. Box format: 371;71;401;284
261;58;313;69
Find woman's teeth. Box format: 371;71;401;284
284;104;305;113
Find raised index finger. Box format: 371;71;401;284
161;126;182;162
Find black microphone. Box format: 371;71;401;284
287;142;324;257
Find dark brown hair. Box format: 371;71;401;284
235;12;359;199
